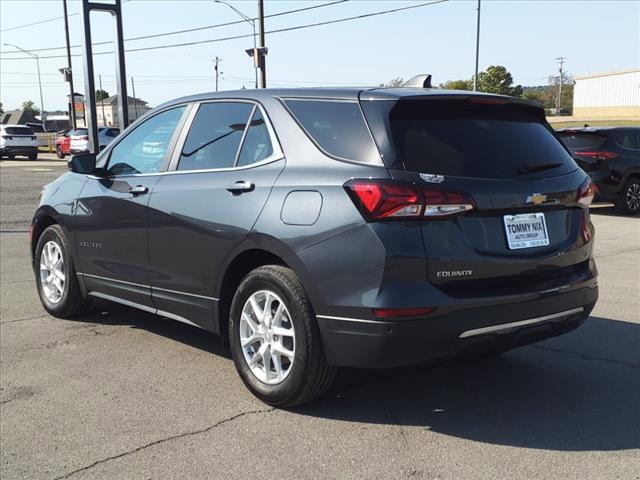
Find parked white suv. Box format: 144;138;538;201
0;124;39;160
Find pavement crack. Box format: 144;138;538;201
529;344;640;369
51;407;275;480
1;315;49;325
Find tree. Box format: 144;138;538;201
440;79;472;91
96;89;109;102
475;65;523;97
381;77;404;87
22;100;39;116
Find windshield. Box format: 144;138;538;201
362;99;577;179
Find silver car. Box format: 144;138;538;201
70;126;120;153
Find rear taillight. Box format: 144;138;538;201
344;179;475;221
574;151;618;160
577;178;597;208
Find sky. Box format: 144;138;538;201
1;0;638;112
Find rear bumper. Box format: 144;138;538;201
317;283;597;368
1;146;38;155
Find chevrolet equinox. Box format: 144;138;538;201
31;84;599;406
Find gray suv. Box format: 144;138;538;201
31;86;598;406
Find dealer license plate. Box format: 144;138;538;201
503;212;549;250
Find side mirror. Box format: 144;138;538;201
67;153;97;174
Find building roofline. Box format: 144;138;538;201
574;68;640;80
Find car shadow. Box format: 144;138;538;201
74;305;639;452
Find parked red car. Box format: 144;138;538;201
55;130;73;159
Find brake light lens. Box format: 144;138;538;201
577;178;597;208
345;179;475;221
574;151;618;160
580;211;592;243
373;307;436;318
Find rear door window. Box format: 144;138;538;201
612;130;639;150
362;100;576;179
178;102;253;171
284;99;380;164
237;108;274;167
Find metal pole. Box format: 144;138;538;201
473;0;481;91
62;0;77;130
112;0;129;128
35;54;45;129
258;0;266;88
131;76;139;119
80;0;98;153
99;74;106;125
556;57;565;116
252;22;258;89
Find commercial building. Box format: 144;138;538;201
573;69;640;119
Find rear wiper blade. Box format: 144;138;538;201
517;162;563;175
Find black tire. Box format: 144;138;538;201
34;224;90;318
56;145;65;159
229;265;336;407
617;177;640;215
28;152;37;161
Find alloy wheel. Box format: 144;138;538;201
39;241;65;304
626;182;640;213
239;290;295;385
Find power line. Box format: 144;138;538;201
0;1;349;54
1;0;449;61
0;0;132;33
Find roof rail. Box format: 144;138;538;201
402;74;432;89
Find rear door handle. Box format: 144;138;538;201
225;181;255;194
129;185;149;196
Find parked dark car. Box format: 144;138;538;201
30;86;598;406
558;126;640;215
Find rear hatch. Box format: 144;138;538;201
360;94;593;296
1;126;37;147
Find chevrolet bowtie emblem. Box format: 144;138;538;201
526;193;547;205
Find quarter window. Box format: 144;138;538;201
178;102;253;171
107;106;185;176
284;99;380;164
237;108;274;167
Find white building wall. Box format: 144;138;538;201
574;70;640;108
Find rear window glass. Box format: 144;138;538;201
284;99;380;164
5;127;33;135
362;100;576;179
178;102;253;171
558;132;606;150
73;129;88;136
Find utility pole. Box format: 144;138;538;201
62;0;76;129
214;56;222;92
99;74;106;125
258;0;266;88
131;76;138;120
473;0;481;91
556;57;566;116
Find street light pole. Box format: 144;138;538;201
258;0;266;88
473;0;481;91
214;0;258;88
4;43;45;127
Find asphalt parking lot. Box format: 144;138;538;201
1;159;639;480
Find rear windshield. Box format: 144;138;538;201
558;132;606;150
73;129;88;136
361;100;577;179
4;126;33;135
